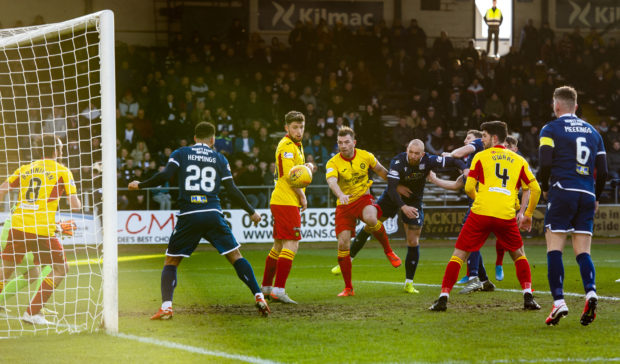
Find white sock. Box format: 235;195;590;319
586;291;598;300
554;299;566;307
161;301;172;310
272;287;285;296
405;279;413;284
523;288;532;294
439;292;449;298
255;292;264;300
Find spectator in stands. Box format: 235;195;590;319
237;162;266;208
119;120;138;150
519;19;539;63
234;129;255;157
432;30;454;67
484;92;505;120
305;135;329;168
42;107;67;141
521;125;540;167
392;116;415;152
214;128;233;156
426;125;444;155
151;165;172;210
130;141;149;166
443;129;459;154
608;140;620;180
425;106;444;129
119;91;139;120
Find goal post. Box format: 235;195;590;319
0;10;117;335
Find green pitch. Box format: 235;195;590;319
2;241;620;363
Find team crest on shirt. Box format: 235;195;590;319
418;164;423;170
360;162;366;169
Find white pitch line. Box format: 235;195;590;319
115;333;279;364
486;358;620;363
360;280;620;301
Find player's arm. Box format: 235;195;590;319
327;176;349;205
427;171;465;191
536;131;554;197
463;156;482;199
444;144;476;159
372;161;388;181
129;162;178;190
518;187;530;217
594;150;608;207
69;195;82;211
221;178;256;217
0;180;9;202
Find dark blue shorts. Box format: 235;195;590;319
377;192;424;227
167;211;240;257
544;188;595;235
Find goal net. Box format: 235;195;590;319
0;10;117;336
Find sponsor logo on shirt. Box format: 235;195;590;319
191;195;208;203
283;152;294;159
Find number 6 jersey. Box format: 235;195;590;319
6;159;77;236
539;114;606;196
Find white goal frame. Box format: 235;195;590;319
0;10;117;334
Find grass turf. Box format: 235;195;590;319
1;241;619;363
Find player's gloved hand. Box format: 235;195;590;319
57;220;77;236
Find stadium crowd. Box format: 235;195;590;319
96;19;620;209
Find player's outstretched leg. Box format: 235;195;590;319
511;255;539;310
331;226;369;275
261;248;279;298
271;248;298;304
495;241;505;281
366;221;401;268
545;250;567;325
151;264;177;320
231;256;271;316
337;249;354;296
576;252;597;326
404;245;420;294
430;255;464;311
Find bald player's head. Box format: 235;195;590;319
407;139;425;164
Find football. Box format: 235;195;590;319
288;164;313;188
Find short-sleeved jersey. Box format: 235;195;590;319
270;135;305;206
325;149;377;205
387;152;450;205
539;114;606;196
465;138;484;169
167;143;232;214
6;159;77;236
468;145;536;220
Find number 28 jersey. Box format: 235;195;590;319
168;143;232;214
6;159;77;236
539;114;606;196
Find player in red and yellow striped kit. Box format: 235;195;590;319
261;111;314;304
326;127;392;296
430;121;541;311
0;134;82;325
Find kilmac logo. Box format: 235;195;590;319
267;0;379;29
569;0;591;26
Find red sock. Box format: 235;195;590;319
441;256;464;294
338;250;353;289
368;222;392;254
28;275;56;316
261;248;279;287
515;256;532;290
495;242;505;266
274;249;295;289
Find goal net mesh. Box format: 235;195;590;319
0;15;106;336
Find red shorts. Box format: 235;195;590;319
2;228;66;265
455;212;523;252
271;204;302;241
335;194;382;236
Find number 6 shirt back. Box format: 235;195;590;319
539;114;606;196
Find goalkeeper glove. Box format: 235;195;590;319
56;220;77;236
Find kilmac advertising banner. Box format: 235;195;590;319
258;0;384;31
555;0;619;29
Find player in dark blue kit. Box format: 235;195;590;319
538;86;607;326
128;122;271;319
331;139;465;293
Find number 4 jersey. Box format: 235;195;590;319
467;145;539;220
6;159;77;236
168;143;232;214
539;114;606;196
